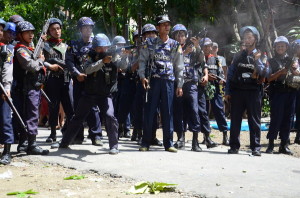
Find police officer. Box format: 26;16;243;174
111;35;132;138
266;36;298;155
43;18;74;143
225;26;270;156
9;15;24;24
65;17;102;145
13;21;49;155
0;19;14;164
133;24;162;146
291;39;300;144
57;33;123;154
3;22;16;44
138;15;184;152
202;38;229;145
172;24;208;151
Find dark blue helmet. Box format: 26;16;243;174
112;36;126;45
0;19;6;28
92;33;111;48
200;38;213;46
16;21;35;33
142;24;157;35
77;17;94;29
132;30;139;37
9;15;24;23
171;24;187;37
291;39;300;52
240;26;260;42
156;14;171;25
4;22;16;33
48;18;62;27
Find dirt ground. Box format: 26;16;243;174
0;128;299;198
0;157;199;198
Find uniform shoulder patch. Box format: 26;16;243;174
19;48;31;58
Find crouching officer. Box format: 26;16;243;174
55;34;122;154
266;36;298;155
0;19;15;164
225;26;270;156
43;18;74;143
13;21;49;155
138;15;184;152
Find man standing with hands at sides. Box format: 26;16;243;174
225;26;270;156
138;14;184;152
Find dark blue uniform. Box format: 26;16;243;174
138;37;184;150
66;39;102;142
226;50;270;152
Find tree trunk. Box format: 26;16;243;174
109;1;117;38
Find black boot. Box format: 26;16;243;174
279;141;293;155
17;140;28;153
174;132;185;149
118;123;124;139
0;144;12;165
222;131;229;146
27;135;49;155
46;126;57;143
137;129;143;145
191;132;202;152
204;132;218;148
295;131;300;144
151;130;162;146
131;128;138;141
266;139;274;154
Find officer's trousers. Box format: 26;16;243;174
295;90;300;131
174;81;201;133
0;97;14;144
61;94;118;149
73;79;101;140
267;90;296;142
141;78;174;148
230;89;262;151
198;86;211;134
46;75;74;129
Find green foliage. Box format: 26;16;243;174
262;98;270;117
64;175;86;180
286;24;300;39
6;189;39;197
64;175;85;180
205;82;216;100
127;181;177;194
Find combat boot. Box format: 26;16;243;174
204;132;218;148
27;135;49;155
0;144;12;165
46;126;57;143
266;139;274;154
152;130;162;146
295;131;300;144
17;140;28;153
174;132;185;149
118;123;124;139
191;132;202;152
279;141;293;155
222;131;229;146
131;128;138;141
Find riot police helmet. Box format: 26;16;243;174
77;17;94;29
112;36;126;45
49;18;62;28
16;21;35;33
0;19;6;29
171;24;187;37
240;26;260;42
142;24;157;35
200;37;213;46
92;33;111;48
4;22;16;33
274;36;289;47
156;14;171;25
9;15;24;23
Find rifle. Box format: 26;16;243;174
32;19;50;60
0;82;28;133
185;27;208;50
47;57;66;67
